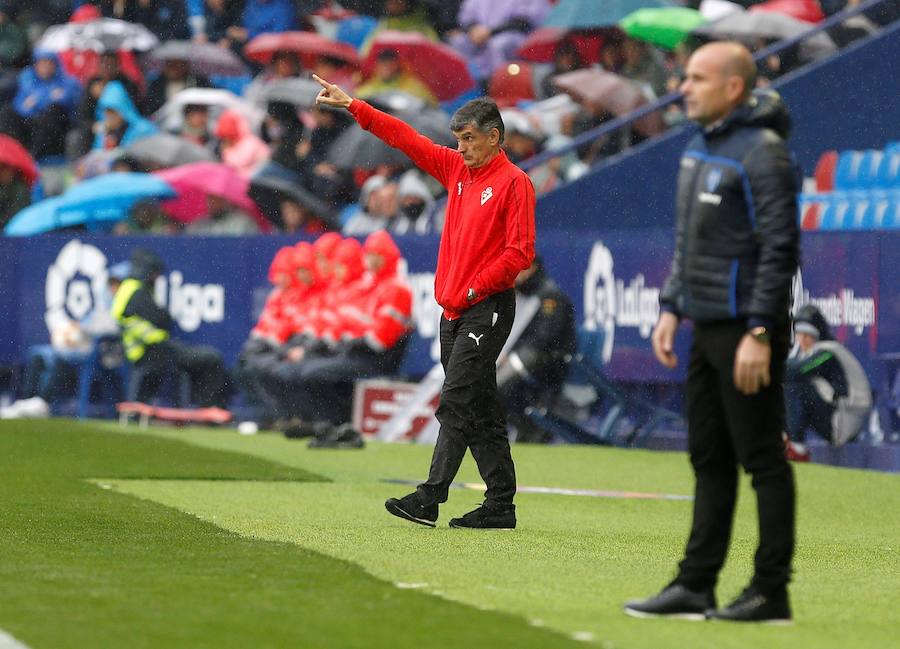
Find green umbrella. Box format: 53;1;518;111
620;7;707;50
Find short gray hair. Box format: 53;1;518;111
449;98;504;143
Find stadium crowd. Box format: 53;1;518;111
0;0;895;236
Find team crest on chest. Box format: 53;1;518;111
481;187;493;205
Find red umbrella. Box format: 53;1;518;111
750;0;825;23
0;135;39;187
244;31;360;68
551;68;666;137
363;30;475;101
154;162;271;232
515;27;616;65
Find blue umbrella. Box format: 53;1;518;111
544;0;674;30
5;173;176;236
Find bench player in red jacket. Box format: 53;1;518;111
314;74;536;529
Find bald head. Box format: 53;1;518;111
680;42;757;126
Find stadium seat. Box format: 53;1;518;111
876;152;900;189
800;202;821;230
814;150;838;191
857;150;883;189
834;150;863;190
818;196;853;230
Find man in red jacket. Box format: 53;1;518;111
314;74;536;529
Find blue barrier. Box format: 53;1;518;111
0;230;892;387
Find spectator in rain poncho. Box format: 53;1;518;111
784;304;873;461
0;51;81;159
448;0;552;82
93;80;159;150
356;48;438;107
215;108;270;177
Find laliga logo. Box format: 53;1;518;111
791;270;875;336
45;240;225;335
583;241;661;363
45;240;109;335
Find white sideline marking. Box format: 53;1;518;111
383;478;693;502
394;582;427;589
572;631;595;642
0;629;31;649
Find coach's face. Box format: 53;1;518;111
680;47;744;127
454;123;500;169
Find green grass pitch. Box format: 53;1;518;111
0;419;898;648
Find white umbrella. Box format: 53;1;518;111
698;0;744;22
152;87;264;134
37;18;158;53
692;11;837;60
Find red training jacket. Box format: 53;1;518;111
347;100;536;320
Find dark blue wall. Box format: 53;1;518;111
537;22;900;231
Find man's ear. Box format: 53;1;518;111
490;127;501;146
726;76;747;104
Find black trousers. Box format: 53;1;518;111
784;375;833;444
676;320;795;594
131;340;228;408
418;289;517;509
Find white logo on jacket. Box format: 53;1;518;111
468;332;484;346
480;187;493;205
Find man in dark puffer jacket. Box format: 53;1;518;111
625;42;800;624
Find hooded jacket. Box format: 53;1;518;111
94;80;159;149
13;51;81;118
659;89;800;330
215;109;270;178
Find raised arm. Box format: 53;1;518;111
313;74;458;187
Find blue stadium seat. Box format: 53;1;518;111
857;150;882;189
883;200;900;229
876;152;900;189
818;196;852;230
834;150;863;190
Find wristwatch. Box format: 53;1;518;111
466;287;477;302
749;326;770;344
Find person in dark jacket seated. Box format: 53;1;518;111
783;304;872;462
496;257;576;443
111;248;228;408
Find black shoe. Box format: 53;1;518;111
623;584;715;620
385;492;438;528
706;586;792;624
282;418;316;439
308;423;365;449
448;504;516;529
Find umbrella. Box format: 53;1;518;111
74;148;121;179
515;27;613;64
251;77;323;108
620;7;707;50
37;18;158;53
699;0;744;22
750;0;824;24
544;0;674;30
152;87;263;133
125;133;217;168
0;134;38;187
248;170;338;230
146;41;248;77
326;107;456;169
155;162;270;231
244;31;360;68
692;11;837;59
363;31;475;101
551;68;666;136
4;173;175;236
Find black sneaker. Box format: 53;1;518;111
706;586;792;624
308;423;365;449
385;492;438;528
623;584;715;620
448;504;516;529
